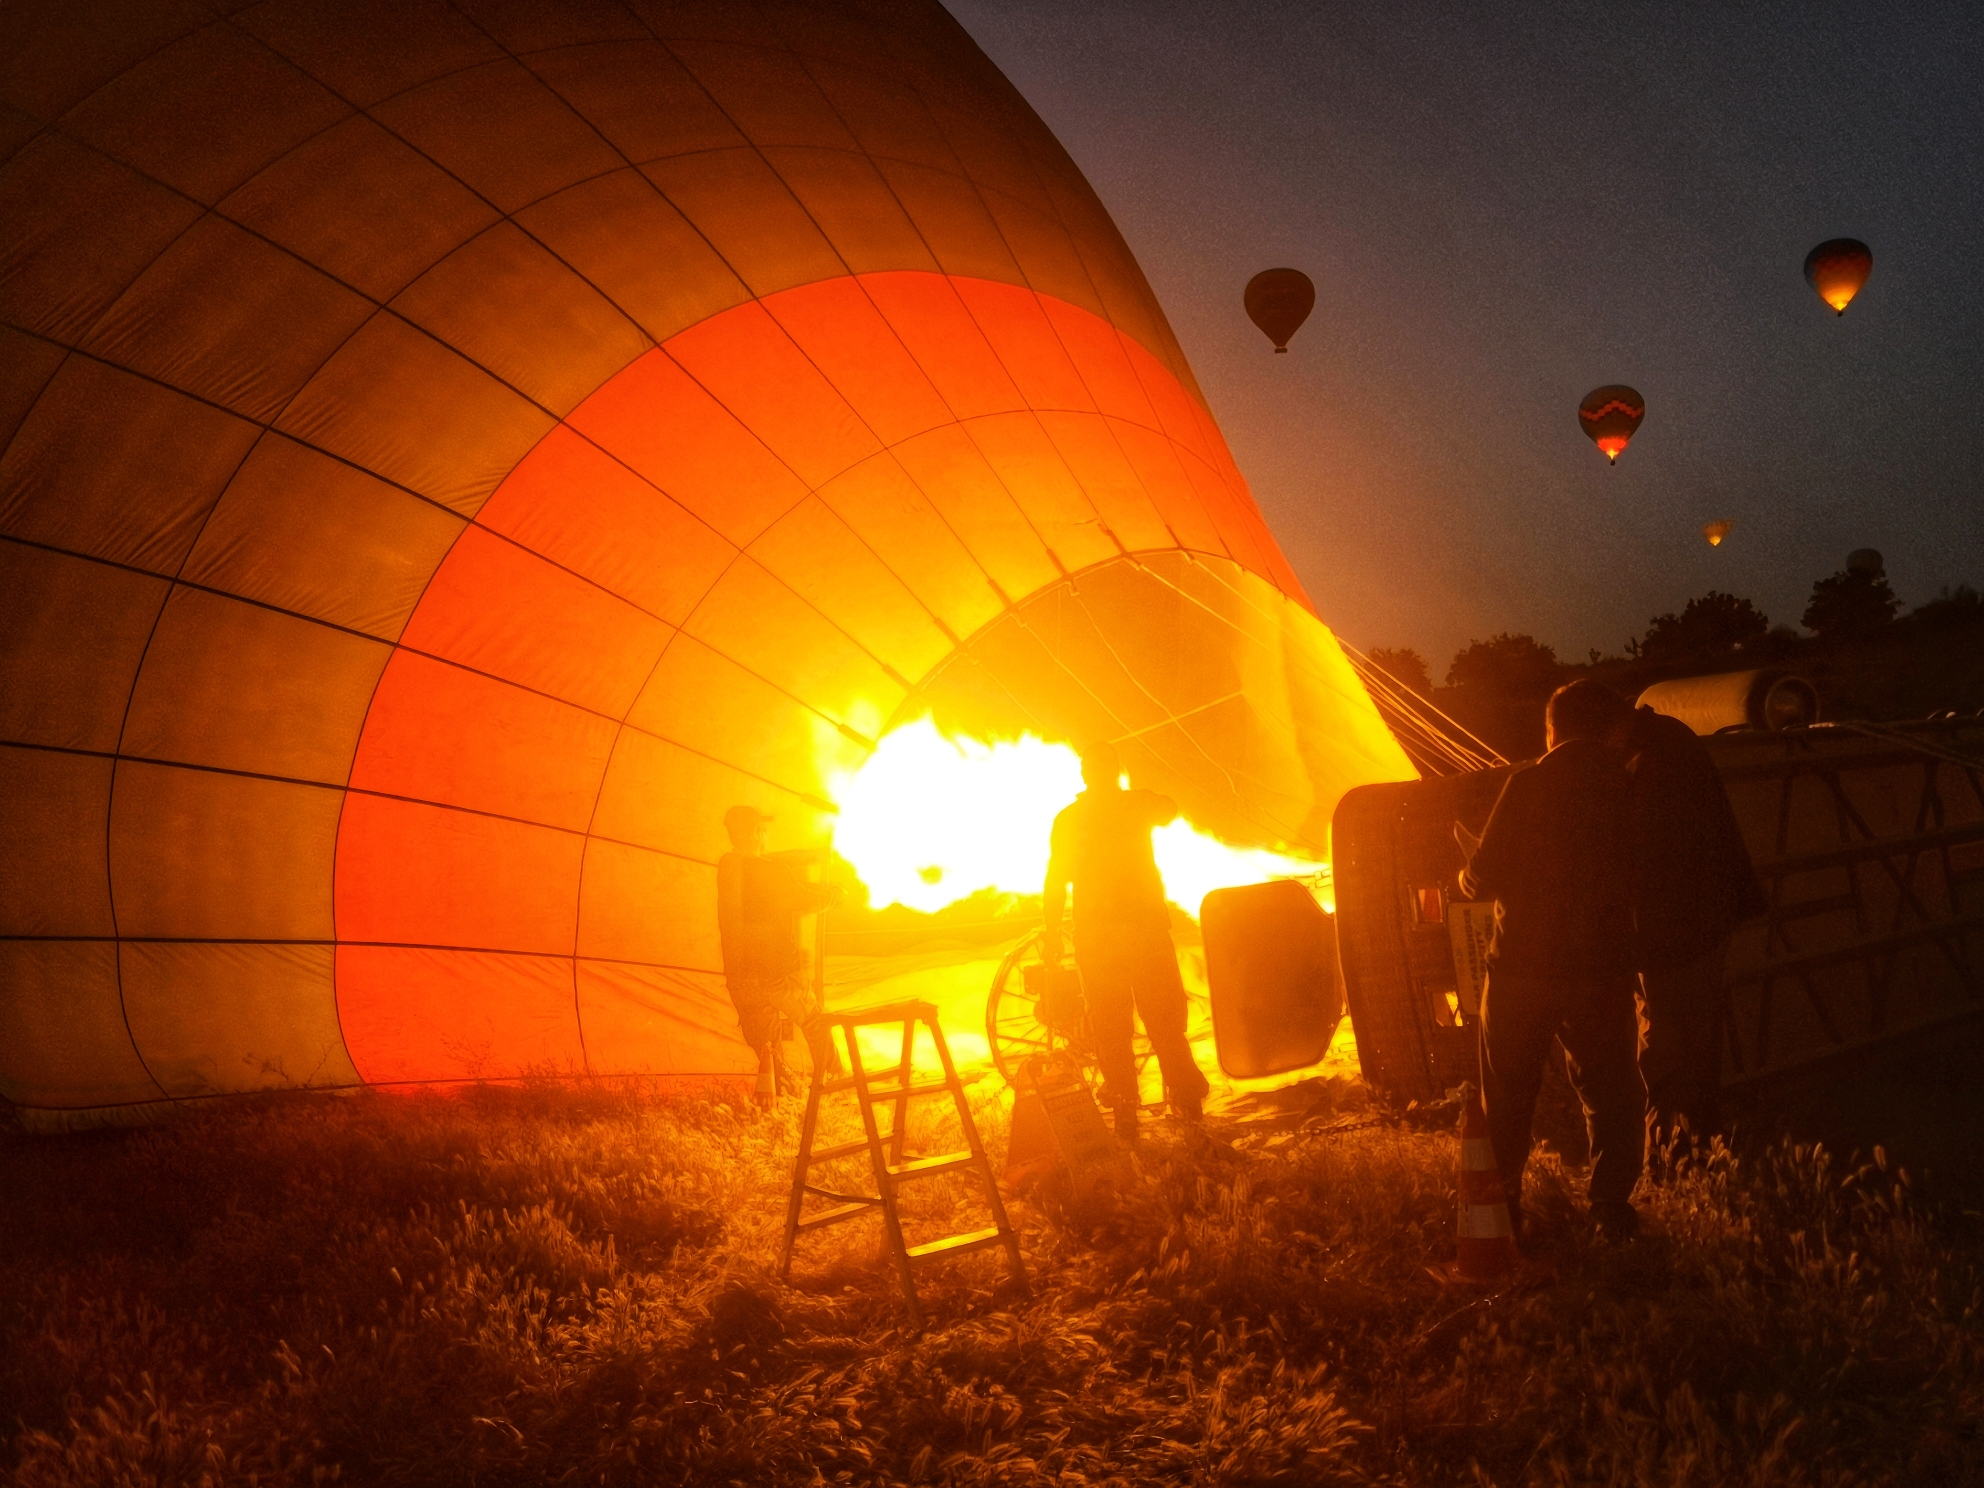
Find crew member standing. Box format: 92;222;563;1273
1043;741;1210;1140
1614;702;1767;1157
1460;680;1644;1241
716;805;837;1110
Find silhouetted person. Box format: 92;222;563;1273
1460;680;1645;1241
1043;741;1209;1139
716;805;837;1109
1612;702;1767;1158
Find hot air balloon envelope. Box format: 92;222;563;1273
1578;385;1645;463
1244;269;1316;352
1804;239;1872;315
0;0;1414;1125
1703;521;1734;548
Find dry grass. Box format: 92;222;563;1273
1;1077;1979;1487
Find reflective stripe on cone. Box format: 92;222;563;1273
1455;1082;1518;1281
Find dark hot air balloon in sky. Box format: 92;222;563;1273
1244;269;1315;352
1804;239;1873;315
1578;386;1646;464
1702;520;1734;547
1847;548;1885;575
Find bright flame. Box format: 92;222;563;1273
831;717;1324;916
1151;820;1328;914
832;719;1080;912
1597;435;1629;461
1823;287;1857;313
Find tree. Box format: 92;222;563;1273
1636;591;1770;663
1907;584;1982;630
1803;569;1898;640
1446;633;1562;699
1365;646;1432;697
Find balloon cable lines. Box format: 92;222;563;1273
1335;642;1507;775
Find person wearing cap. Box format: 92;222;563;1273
717;805;838;1109
1042;740;1210;1140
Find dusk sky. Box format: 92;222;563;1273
950;0;1984;672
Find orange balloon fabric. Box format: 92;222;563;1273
0;0;1414;1120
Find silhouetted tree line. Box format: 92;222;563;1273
1363;565;1981;756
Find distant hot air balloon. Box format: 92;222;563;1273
1578;385;1645;464
1804;239;1873;315
1244;268;1316;352
1847;548;1884;575
1703;520;1734;547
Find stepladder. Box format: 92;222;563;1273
780;999;1028;1323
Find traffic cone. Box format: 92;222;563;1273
1455;1083;1517;1280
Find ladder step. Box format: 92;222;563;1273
817;1071;983;1096
888;1150;976;1179
907;1227;1007;1261
796;1199;881;1232
861;1078;960;1103
803;1138;875;1164
801;1183;878;1206
828;1001;939;1028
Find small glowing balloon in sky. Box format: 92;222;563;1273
1244;268;1316;353
1578;385;1645;464
1702;520;1734;547
832;718;1324;915
1804;238;1873;315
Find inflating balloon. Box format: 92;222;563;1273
1244;269;1316;352
1578;386;1646;464
0;0;1413;1124
1847;548;1885;576
1804;239;1872;315
1703;521;1734;548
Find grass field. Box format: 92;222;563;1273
2;1076;1979;1487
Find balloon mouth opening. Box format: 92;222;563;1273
1274;346;1288;353
1595;436;1630;462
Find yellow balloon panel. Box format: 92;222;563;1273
109;765;341;941
0;941;159;1110
0;544;167;752
181;435;468;643
0;746;114;937
121;942;360;1098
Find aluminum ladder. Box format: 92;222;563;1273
779;999;1027;1322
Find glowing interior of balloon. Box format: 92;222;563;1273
831;718;1327;917
1598;435;1630;461
1820;283;1858;313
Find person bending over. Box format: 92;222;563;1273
1460;680;1645;1241
1043;740;1210;1140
